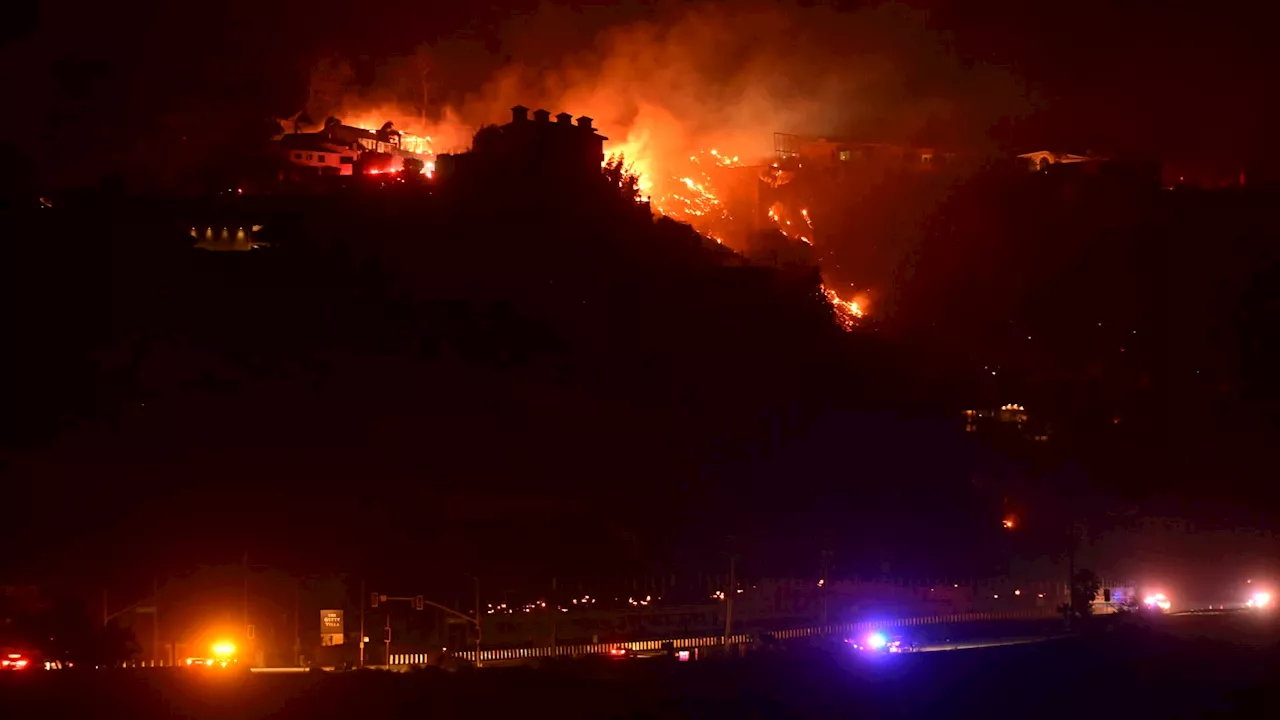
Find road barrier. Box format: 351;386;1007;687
81;608;1056;670
390;608;1058;666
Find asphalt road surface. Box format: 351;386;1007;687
3;614;1276;719
914;634;1060;652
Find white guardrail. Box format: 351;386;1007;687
390;608;1058;666
99;608;1056;669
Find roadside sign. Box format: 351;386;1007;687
321;609;344;646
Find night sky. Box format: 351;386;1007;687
3;0;1271;190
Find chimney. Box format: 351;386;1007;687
555;112;573;125
511;105;529;123
576;116;594;131
533;109;551;123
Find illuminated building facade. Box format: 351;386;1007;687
963;404;1049;442
773;133;954;171
278;121;431;176
279;141;357;176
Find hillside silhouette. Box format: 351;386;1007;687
6;118;1276;591
1;131;990;588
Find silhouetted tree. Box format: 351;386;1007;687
603;153;641;202
377;121;400;145
471;124;502;152
402;157;425;177
1070;568;1102;618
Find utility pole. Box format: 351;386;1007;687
384;613;391;666
293;578;300;667
243;552;249;634
359;578;366;669
152;576;159;665
1066;521;1078;631
243;552;251;665
473;576;483;668
724;554;736;646
550;576;557;652
420;68;430;127
102;589;108;627
820;550;832;627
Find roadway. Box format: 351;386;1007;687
913;635;1063;653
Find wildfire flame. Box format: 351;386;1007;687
315;107;865;329
607;146;737;235
605;144;865;330
822;285;865;330
767;202;812;245
293;112;437;176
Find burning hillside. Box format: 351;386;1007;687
305;109;867;327
605;147;742;244
288;3;1024;326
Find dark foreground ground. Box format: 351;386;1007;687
3;615;1278;719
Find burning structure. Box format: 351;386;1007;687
266;86;877;327
279;118;434;177
774;133;955;172
1017;150;1102;173
1014;149;1163;192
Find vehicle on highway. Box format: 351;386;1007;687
185;640;239;668
750;631;783;652
606;646;677;661
2;651;34;670
846;631;916;654
1143;593;1172;613
185;657;235;668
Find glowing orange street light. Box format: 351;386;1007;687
1002;517;1015;529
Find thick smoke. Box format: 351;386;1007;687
299;2;1031;170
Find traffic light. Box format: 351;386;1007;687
414;595;424;611
247;625;255;639
382;626;391;643
371;592;379;609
